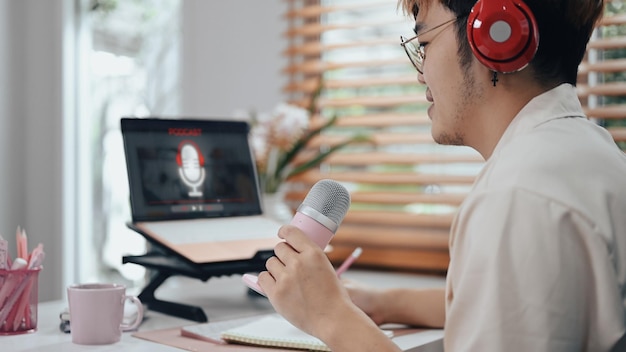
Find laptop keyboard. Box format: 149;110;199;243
141;216;283;244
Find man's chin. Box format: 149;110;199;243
432;130;464;146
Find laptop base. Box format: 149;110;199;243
122;249;274;322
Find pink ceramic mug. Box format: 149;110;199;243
67;283;143;345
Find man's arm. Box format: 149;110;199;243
345;283;446;328
259;225;402;352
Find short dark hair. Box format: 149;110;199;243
400;0;604;86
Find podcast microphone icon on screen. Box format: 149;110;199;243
176;140;206;197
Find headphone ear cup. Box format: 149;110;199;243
467;0;539;73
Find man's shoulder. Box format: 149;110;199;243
487;117;625;183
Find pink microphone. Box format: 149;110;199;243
288;179;351;249
243;179;351;295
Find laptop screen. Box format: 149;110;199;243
121;118;263;222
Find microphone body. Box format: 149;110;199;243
243;179;351;296
288;179;351;249
289;211;334;249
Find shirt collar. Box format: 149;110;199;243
490;83;586;159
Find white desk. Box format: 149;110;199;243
3;269;445;352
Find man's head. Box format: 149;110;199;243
398;0;604;158
400;0;604;87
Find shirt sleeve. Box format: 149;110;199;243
444;188;625;352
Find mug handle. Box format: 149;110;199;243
120;295;144;332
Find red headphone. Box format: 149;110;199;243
176;140;205;166
467;0;539;73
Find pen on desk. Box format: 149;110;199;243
17;243;44;331
17;227;28;260
0;235;7;288
0;266;33;329
0;257;28;321
28;243;44;269
0;234;8;270
336;247;362;277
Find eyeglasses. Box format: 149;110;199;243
400;18;457;74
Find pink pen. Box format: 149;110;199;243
0;258;27;304
11;272;35;331
28;244;44;269
0;235;7;288
0;258;27;320
16;227;28;260
2;248;43;332
16;244;44;331
0;235;8;270
335;247;362;277
0;269;33;332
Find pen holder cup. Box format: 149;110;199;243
0;268;41;335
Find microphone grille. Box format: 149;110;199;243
302;179;351;226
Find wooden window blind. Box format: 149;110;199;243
581;0;626;150
282;0;626;273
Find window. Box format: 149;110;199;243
583;1;626;150
283;0;626;272
283;0;481;272
76;0;181;284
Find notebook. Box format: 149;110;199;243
121;117;283;264
215;314;392;351
180;315;262;344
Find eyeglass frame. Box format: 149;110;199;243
400;17;459;74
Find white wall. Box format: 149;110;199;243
0;0;67;302
0;0;287;301
0;1;25;233
180;1;287;117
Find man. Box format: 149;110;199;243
257;0;626;351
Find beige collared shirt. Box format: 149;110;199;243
445;84;626;351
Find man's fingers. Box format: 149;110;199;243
277;225;316;252
273;241;297;266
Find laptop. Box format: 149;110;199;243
121;117;283;264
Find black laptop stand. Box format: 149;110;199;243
122;246;273;322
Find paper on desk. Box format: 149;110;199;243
133;327;295;352
133;325;443;352
392;329;444;351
